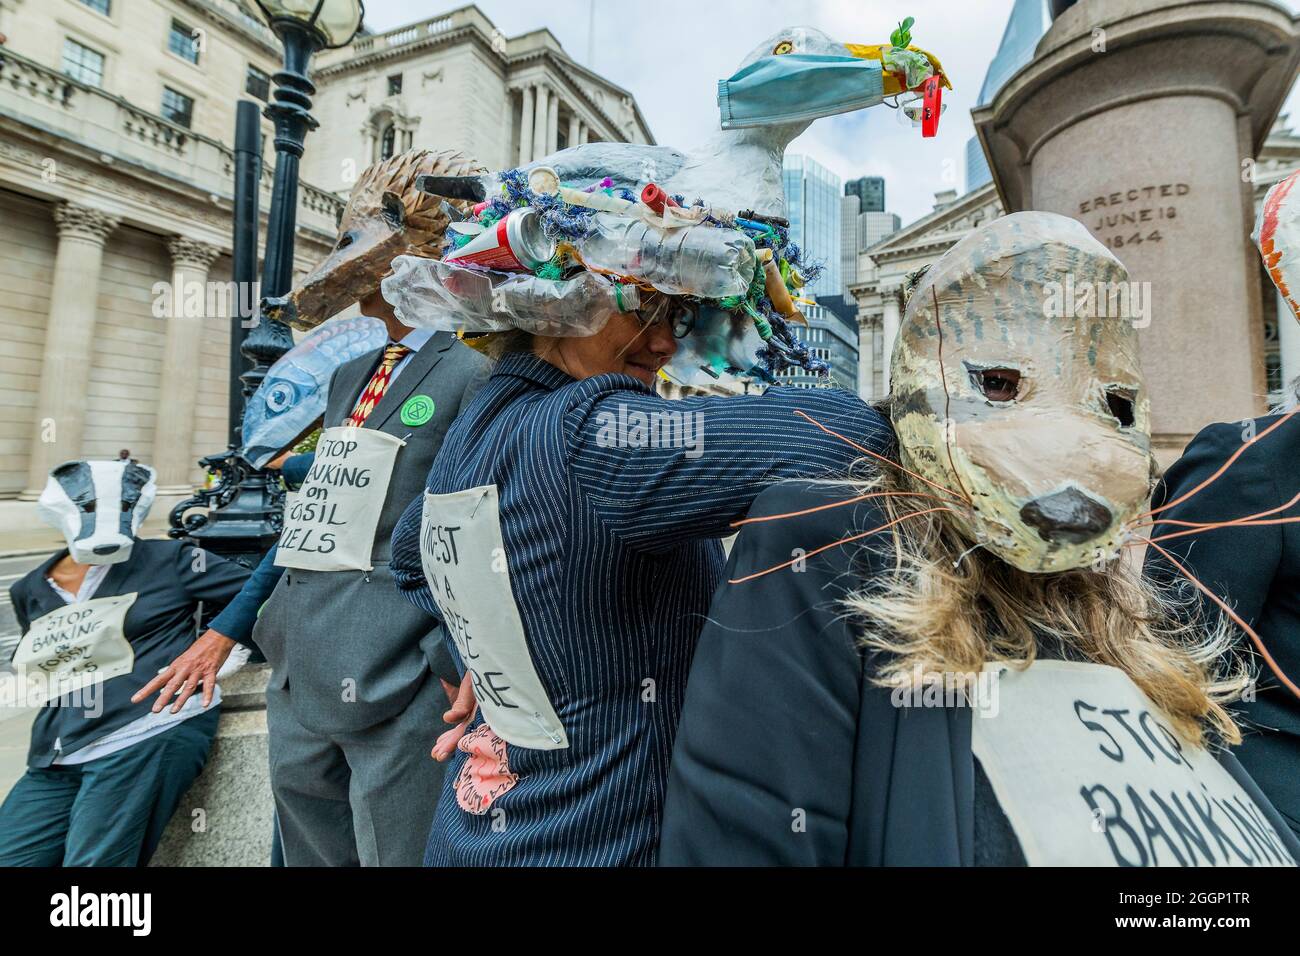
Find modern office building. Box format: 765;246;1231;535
777;297;859;391
966;135;993;193
840;193;860;294
844;175;885;213
861;211;902;249
782;154;841;299
978;0;1055;107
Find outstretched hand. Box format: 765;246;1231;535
131;628;237;714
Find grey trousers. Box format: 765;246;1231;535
266;674;449;866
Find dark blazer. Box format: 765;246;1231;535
389;352;895;866
251;332;490;735
661;481;1300;866
1143;415;1300;836
208;453;313;647
9;539;250;767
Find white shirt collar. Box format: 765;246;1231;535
46;562;111;604
394;327;433;352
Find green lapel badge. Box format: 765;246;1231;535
400;394;435;427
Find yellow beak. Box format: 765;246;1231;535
844;43;952;97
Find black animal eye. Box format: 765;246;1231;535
1105;388;1136;427
83;501;96;513
335;233;354;251
972;367;1020;402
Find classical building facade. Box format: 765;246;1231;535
0;1;650;504
851;119;1300;463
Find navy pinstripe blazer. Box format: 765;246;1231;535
390;351;893;865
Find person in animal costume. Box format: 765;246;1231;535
659;212;1300;867
140;149;492;867
1140;168;1300;838
380;23;953;868
1;460;250;866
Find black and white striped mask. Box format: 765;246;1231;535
37;460;157;565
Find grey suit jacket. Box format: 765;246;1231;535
253;331;490;735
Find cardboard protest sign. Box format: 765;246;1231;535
9;593;136;707
275;426;404;572
973;660;1294;867
420;485;568;750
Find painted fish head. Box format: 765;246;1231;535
240;316;387;468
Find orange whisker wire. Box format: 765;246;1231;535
793;408;971;508
1133;405;1300;523
728;507;957;584
729;490;952;528
1140;535;1300;702
1128;487;1300;535
1140;515;1300;546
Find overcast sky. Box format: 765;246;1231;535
358;0;1300;226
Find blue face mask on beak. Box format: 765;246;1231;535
718;53;884;130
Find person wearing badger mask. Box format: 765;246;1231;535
0;459;250;866
660;213;1300;867
141;148;491;867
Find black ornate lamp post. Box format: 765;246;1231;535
169;0;364;565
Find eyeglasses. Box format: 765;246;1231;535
633;297;698;339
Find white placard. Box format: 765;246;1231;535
973;660;1295;867
275;426;404;572
420;485;568;750
8;593;137;707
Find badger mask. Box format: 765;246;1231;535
890;212;1155;573
37;460;157;565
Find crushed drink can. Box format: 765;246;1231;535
445;207;555;272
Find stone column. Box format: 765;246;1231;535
580;122;589;145
531;85;549;163
518;85;535;167
153;237;222;494
972;0;1300;462
22;203;120;499
546;93;559;157
881;288;901;394
857;315;876;400
567;113;580;150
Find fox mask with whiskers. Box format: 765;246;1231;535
890;212;1156;573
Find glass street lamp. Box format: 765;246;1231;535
169;0;363;563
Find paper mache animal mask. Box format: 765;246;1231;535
263;148;488;331
38;459;157;565
890;212;1154;573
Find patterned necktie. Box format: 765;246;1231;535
345;343;411;427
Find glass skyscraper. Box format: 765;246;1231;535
782;154;841;299
978;0;1054;107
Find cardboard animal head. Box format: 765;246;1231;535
37;459;157;565
891;212;1154;573
264;148;488;330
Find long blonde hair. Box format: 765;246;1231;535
842;465;1249;748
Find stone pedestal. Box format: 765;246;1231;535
150;664;273;867
973;0;1300;464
